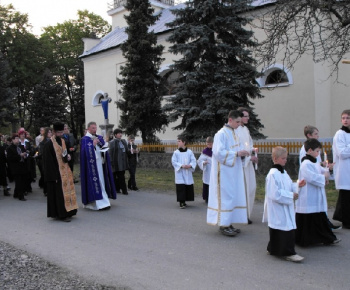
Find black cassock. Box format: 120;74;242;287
43;137;77;219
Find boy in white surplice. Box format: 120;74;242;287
263;146;305;263
171;136;196;209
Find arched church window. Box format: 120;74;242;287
256;64;293;88
265;69;289;85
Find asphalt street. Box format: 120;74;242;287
0;181;349;290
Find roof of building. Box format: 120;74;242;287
80;1;275;59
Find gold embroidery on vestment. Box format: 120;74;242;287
51;136;78;212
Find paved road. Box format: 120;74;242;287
0;182;349;290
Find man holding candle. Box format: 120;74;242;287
236;107;258;224
207;110;250;236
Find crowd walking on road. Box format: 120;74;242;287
1;108;350;263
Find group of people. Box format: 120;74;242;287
172;108;349;263
172;109;257;235
0;128;38;201
0;121;140;220
1;109;349;262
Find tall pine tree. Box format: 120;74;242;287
165;0;264;141
117;0;168;143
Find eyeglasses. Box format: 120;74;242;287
243;115;249;118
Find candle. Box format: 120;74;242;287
324;151;327;163
296;179;300;193
253;147;258;170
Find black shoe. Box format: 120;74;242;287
19;198;27;201
116;190;121;193
61;217;71;222
122;192;128;195
219;226;237;236
99;206;111;211
128;186;132;190
248;219;252;224
180;202;186;209
229;225;241;233
332;225;342;231
133;187;139;191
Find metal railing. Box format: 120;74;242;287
138;141;333;155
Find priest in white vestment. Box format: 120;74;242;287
207;110;250;236
236;107;257;223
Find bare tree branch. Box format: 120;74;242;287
252;0;350;80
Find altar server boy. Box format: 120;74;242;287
197;136;213;203
263;146;305;263
171;135;196;209
296;139;340;246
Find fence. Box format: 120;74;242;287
138;140;333;155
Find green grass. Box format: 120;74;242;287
66;166;339;208
133;168;339;208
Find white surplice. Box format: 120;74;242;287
171;149;196;185
296;160;327;213
236;125;256;217
262;168;297;231
84;132;111;210
333;129;350;190
207;126;248;226
197;151;212;185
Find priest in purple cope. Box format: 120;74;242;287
80;121;116;210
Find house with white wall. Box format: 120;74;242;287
80;0;350;141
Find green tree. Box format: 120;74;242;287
31;69;67;129
41;10;111;137
0;4;46;131
165;0;264;141
117;0;168;143
0;52;16;128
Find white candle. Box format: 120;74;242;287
324;151;327;163
254;147;258;170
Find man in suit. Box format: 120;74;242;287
109;129;129;195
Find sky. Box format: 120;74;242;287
1;0;112;35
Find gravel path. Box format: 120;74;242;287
0;241;127;290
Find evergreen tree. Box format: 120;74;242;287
165;0;264;141
31;69;67;129
117;0;168;143
0;52;15;127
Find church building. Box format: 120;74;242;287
80;0;350;141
